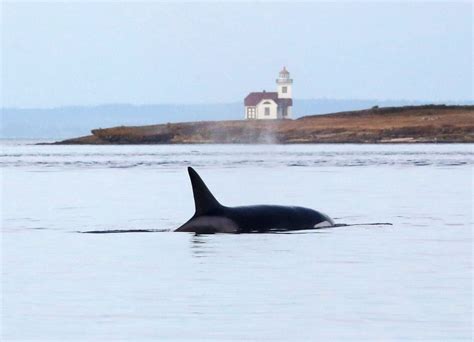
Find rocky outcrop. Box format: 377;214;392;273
53;105;474;144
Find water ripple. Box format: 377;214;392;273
1;143;472;169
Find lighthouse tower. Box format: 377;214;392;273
276;66;293;99
275;66;293;118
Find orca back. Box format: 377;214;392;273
177;167;334;233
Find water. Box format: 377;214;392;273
1;141;473;340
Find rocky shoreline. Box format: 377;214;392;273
53;105;474;144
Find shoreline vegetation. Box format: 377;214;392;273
52;105;473;144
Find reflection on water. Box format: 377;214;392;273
190;235;215;258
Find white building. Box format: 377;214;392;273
244;67;293;120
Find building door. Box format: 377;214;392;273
247;107;256;119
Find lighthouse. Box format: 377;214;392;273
276;66;293;99
243;67;293;120
275;66;293;118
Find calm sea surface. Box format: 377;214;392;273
1;141;473;340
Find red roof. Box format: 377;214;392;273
280;66;289;74
244;92;293;106
276;98;293;106
244;92;278;106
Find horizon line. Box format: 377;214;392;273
3;98;473;111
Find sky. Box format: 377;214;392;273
1;1;472;108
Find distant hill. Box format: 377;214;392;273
2;99;472;139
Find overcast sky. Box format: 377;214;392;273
2;1;472;108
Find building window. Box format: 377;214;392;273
282;86;287;93
265;107;270;116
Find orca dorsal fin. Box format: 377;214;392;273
188;167;222;216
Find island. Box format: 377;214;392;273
54;105;473;144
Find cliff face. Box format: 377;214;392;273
55;105;474;144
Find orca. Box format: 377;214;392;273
175;167;334;234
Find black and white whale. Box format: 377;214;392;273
175;167;334;234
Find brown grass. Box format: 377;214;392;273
57;105;474;144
